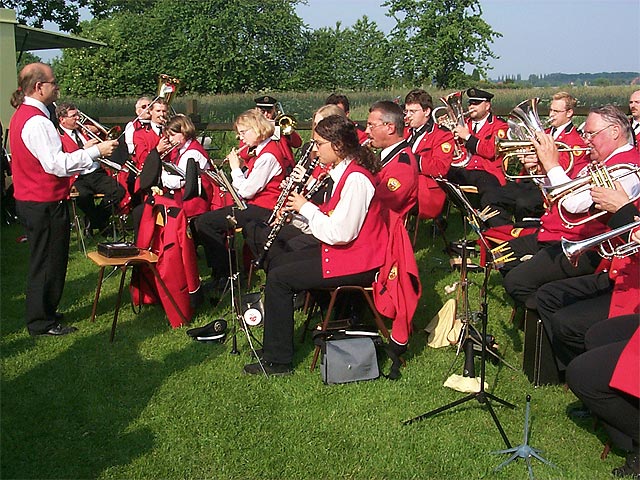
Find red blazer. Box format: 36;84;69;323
132;126;160;169
376;142;418;219
608;254;640;318
609;327;640;398
318;162;388;278
373;212;421;345
462;113;509;185
413;122;455;218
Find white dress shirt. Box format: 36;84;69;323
230;138;282;200
161;139;210;190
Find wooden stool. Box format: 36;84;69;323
304;285;390;371
88;250;187;342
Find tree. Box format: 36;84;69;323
4;0;89;33
53;0;308;96
382;0;501;88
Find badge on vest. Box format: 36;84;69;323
441;142;452;154
497;129;506;138
388;264;398;281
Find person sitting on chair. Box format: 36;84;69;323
243;115;389;376
56;102;125;236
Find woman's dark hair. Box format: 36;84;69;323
314;115;381;174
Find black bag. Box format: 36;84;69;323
97;242;139;258
317;332;381;384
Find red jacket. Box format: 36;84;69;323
412;122;455;218
132;125;160;169
376;142;418;219
462;113;509;185
609;327;640;398
373;212;421;345
9;104;69;202
608;254;640;318
318;162;388;278
131;195;200;328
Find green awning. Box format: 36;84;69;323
15;23;106;51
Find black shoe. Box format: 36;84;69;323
612;453;640;478
385;341;407;380
31;323;78;336
243;361;293;376
53;312;64;321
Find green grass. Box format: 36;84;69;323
0;211;620;479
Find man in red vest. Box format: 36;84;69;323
8;63;117;336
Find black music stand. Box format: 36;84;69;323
404;178;516;450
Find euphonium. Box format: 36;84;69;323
542;163;640;227
431;91;469;166
561;219;640;267
157;74;180;107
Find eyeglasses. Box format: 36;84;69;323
66;113;80;118
580;124;614;140
314;139;331;147
237;128;250;136
366;122;389;130
40;80;58;86
549;108;567;114
404;109;423;116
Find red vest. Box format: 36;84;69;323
172;140;218;218
133;126;160;169
538;148;640;242
377;144;418;219
9;104;70;202
244;140;288;210
318;162;388;278
463;113;509;185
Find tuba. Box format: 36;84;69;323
432;91;469;167
562;219;640;267
157;74;180;107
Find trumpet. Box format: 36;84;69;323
431;91;469;167
562;219;640;266
276;113;297;136
542;163;640;226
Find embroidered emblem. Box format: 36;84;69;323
497;129;506;139
387;178;401;192
573;146;584;156
388;264;398;280
441;142;452;153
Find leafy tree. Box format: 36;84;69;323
3;0;89;33
53;0;308;96
383;0;501;88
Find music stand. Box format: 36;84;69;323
404;178;516;450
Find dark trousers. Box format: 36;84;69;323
193;204;271;277
536;272;613;370
567;314;640;452
74;168;125;230
480;180;543;228
16;200;70;334
446;167;501;198
502;240;601;305
262;246;378;365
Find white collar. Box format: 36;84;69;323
23;96;50;118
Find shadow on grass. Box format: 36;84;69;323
0;328;220;479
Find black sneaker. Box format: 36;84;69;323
243;361;293;376
612;453;640;478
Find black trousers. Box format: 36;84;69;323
479;180;543;228
16;200;70;334
262;246;378;365
446;167;501;198
74;168;125;230
502;240;601;305
567;314;640;452
193;204;271;277
536;272;613;370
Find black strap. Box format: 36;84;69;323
381;141;408;168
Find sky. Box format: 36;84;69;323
35;0;639;80
294;0;640;79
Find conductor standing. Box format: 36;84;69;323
9;63;117;336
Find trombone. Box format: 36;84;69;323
542;163;640;227
562;219;640;266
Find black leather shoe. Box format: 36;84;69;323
244;361;293;376
32;323;78;336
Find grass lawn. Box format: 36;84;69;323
0;209;620;479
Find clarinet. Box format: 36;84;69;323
267;141;316;225
253;155;325;269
